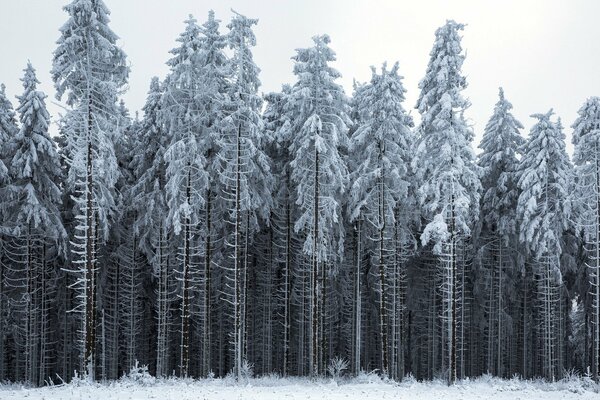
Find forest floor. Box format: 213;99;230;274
1;373;599;400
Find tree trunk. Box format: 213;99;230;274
354;220;362;376
203;188;212;377
310;143;320;376
180;167;192;377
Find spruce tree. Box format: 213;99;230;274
349;63;414;377
130;77;171;377
414;20;481;384
571;97;600;381
517;110;571;381
477;87;524;377
4;63;65;385
162;15;209;378
0;83;16;381
287;34;349;375
215;11;273;378
51;0;129;379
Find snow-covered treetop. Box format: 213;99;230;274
7;63;65;240
416;20;468;120
227;10;262;113
287;34;350;148
287;34;349;262
570;97;600;241
131;77;169;254
479;88;524;170
199;10;229;104
517;110;570;257
0;84;16;181
263;86;293;153
15;63;49;133
216;10;273;229
52;0;129;106
349;62;414;222
572;96;600;166
414;20;480;252
162;16;209;235
167;15;202;73
0;83;17;146
478;87;524;241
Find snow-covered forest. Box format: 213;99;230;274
0;0;599;388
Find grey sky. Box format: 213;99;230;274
1;0;599;151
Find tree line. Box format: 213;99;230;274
0;0;598;386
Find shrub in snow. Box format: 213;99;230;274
327;356;349;380
241;359;255;380
69;371;95;387
120;361;155;386
355;369;383;384
401;373;417;386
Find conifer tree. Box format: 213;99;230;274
414;20;481;384
197;10;229;377
517;110;571;381
0;83;16;381
216;11;273;378
162;15;209;378
51;0;129;379
571;97;600;381
130;77;171;377
287;34;349;375
477;88;524;376
349;63;414;377
4;63;65;385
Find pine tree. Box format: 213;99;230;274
0;84;17;381
477;87;524;377
571;97;600;381
517;110;571;381
130;77;171;377
0;84;16;181
3;63;65;385
51;0;129;379
215;11;273;378
263;86;299;376
197;10;229;376
287;34;349;376
162;15;209;378
414;20;481;384
348;63;414;377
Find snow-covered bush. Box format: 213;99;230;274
355;369;383;384
327;356;349;380
240;359;255;381
120;361;155;386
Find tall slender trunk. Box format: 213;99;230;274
497;243;503;376
25;223;34;383
523;274;528;378
156;224;167;377
449;193;457;385
84;90;97;379
203;188;212;377
234;123;243;378
38;242;47;386
354;220;362;376
310;143;320;376
0;250;4;381
593;152;600;381
282;186;292;376
378;169;388;376
180;167;192;377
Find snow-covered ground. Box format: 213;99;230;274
2;374;599;400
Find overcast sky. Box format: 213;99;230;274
1;0;599;152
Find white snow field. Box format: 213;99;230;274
1;374;599;400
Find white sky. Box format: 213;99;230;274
1;0;599;152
